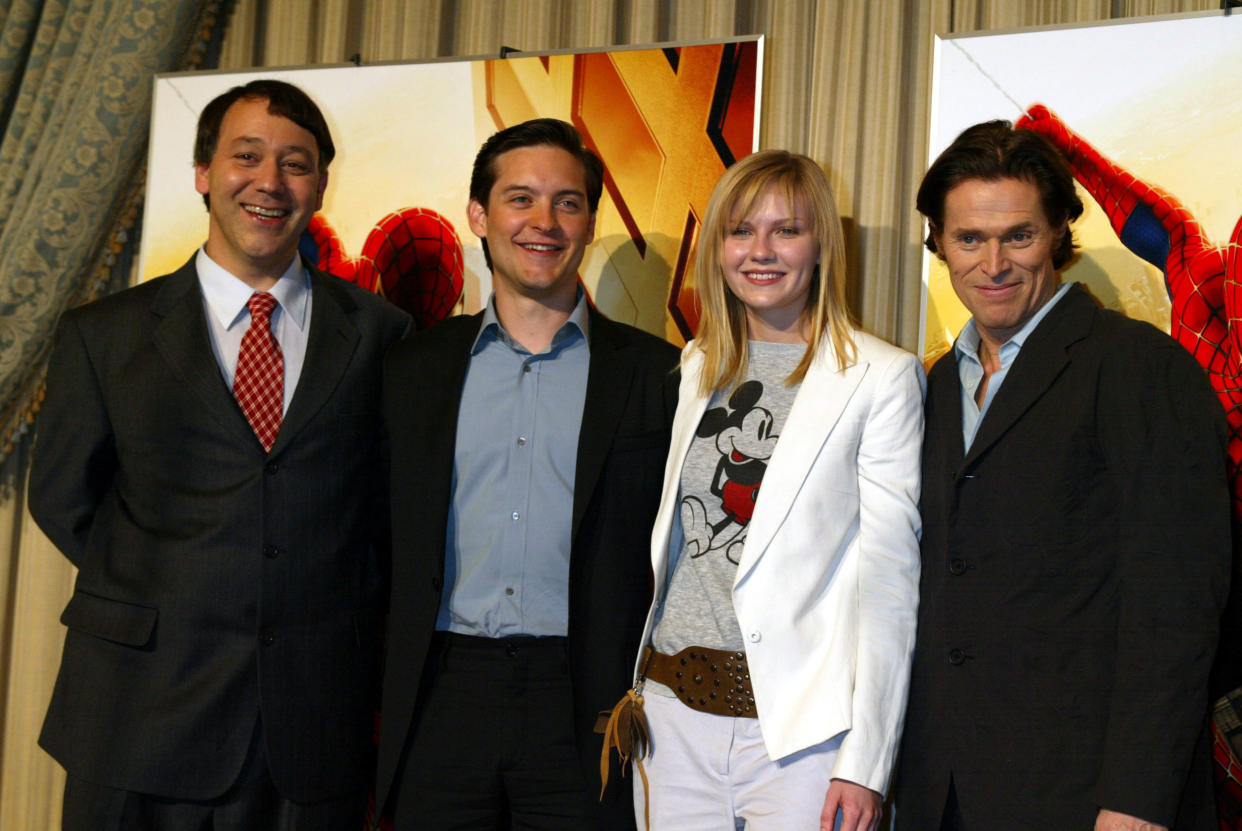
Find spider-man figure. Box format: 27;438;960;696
302;207;465;330
1018;104;1242;831
1017;105;1242;520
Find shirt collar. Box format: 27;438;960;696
954;281;1072;365
471;286;591;355
196;247;311;332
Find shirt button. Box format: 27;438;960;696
511;511;520;521
262;544;280;559
948;648;966;665
265;461;279;475
261;634;276;646
517;436;527;446
523;364;531;373
505;587;515;596
748;631;761;643
949;558;967;575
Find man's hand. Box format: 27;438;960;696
820;778;882;831
1095;808;1168;831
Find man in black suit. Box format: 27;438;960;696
30;80;409;831
376;118;678;830
893;119;1231;831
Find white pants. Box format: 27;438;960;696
633;692;844;831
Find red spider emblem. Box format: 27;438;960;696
306;207;465;330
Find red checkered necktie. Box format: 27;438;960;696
234;292;284;452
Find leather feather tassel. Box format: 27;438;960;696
599;687;651;827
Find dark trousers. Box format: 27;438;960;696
62;719;363;831
391;632;629;831
937;779;963;831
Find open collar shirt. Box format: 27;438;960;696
956;281;1071;451
438;291;591;638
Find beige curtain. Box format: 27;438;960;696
1;1;1219;828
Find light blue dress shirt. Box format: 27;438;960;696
196;248;311;416
438;292;591;638
956;281;1071;450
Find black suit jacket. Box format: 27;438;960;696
895;284;1231;829
376;307;679;820
29;257;410;803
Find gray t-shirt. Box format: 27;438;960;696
648;341;802;696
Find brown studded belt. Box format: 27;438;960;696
638;644;756;718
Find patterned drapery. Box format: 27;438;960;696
0;0;227;465
0;3;228;828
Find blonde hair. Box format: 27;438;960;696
691;149;856;396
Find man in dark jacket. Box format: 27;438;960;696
30;79;409;831
895;118;1230;831
375;118;678;830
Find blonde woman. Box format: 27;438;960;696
629;151;923;830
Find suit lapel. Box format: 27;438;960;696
150;260;255;443
665;352;713;511
572;311;633;540
735;341;868;584
961;285;1094;470
420;314;481;485
271;267;358;456
926;354;966;463
649;350;713;582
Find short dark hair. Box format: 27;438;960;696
194;80;335;206
468;118;603;272
469;118;604;212
917;119;1083;269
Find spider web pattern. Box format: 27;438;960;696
1019;106;1242;522
1214;696;1242;830
308;215;350;274
305;208;465;331
361;208;465;331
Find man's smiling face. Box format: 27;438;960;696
935;176;1063;353
194;96;326;288
466;144;596;307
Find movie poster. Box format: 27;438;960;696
141;38;762;342
922;11;1242;364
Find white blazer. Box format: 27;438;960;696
636;329;925;794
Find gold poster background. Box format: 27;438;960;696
141;39;760;344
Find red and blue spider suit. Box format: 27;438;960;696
1018;104;1242;830
1017;105;1242;521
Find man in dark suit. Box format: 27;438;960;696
894;119;1231;831
29;80;409;831
376;118;678;830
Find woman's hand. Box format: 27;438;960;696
820;778;882;831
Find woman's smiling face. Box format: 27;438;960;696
722;186;819;343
